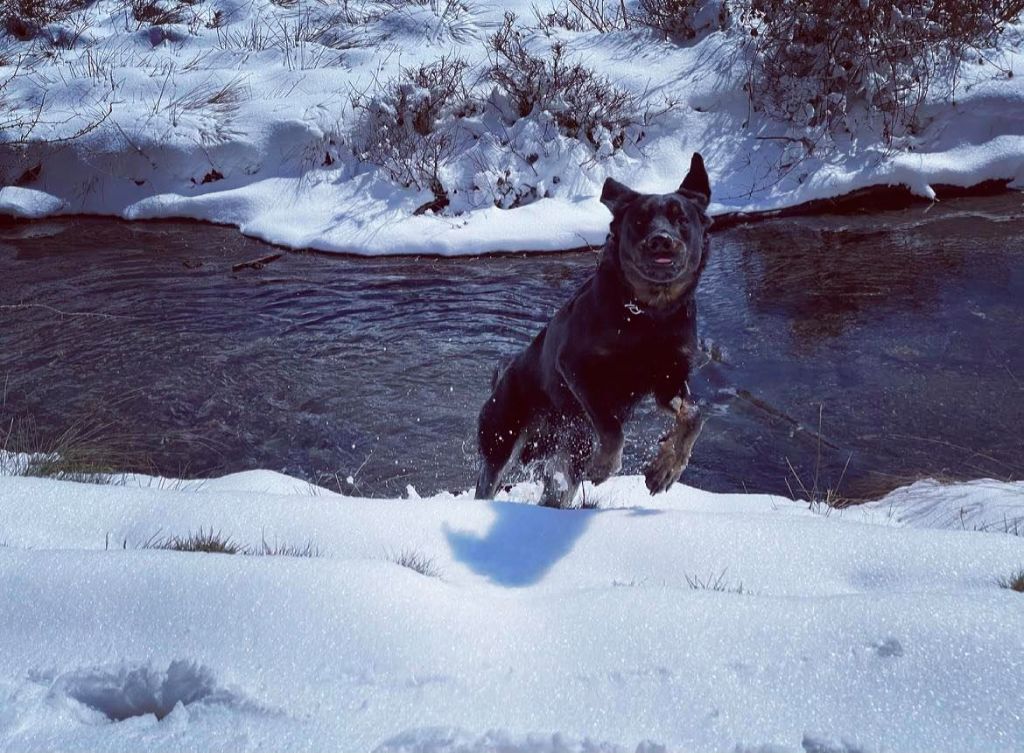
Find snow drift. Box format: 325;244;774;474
0;470;1022;751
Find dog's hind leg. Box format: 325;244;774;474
475;371;529;500
539;459;579;509
538;420;590;509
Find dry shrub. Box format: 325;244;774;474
350;55;477;213
533;3;591;33
637;0;729;41
929;0;1024;53
3;0;92;39
127;0;187;26
536;0;729;39
488;12;642;152
743;0;1024;142
350;15;661;212
557;0;630;33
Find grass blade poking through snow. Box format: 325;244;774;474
387;548;442;578
142;529;321;557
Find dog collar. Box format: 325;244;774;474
624;302;643;316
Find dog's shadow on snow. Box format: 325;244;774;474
445;501;593;587
446;501;660;587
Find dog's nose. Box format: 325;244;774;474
647;233;676;254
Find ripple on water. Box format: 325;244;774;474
1;196;1022;498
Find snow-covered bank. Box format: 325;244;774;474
0;470;1022;752
2;0;1024;255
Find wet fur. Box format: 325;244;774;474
475;154;713;508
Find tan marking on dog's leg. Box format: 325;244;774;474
645;400;705;494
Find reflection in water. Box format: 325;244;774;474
0;194;1022;499
701;200;1024;496
736;224;963;345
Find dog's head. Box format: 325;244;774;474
600;153;712;305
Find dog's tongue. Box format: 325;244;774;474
653;255;674;265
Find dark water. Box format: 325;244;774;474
1;194;1022;499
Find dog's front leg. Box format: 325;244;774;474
645;395;705;494
556;357;623;485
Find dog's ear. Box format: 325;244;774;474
677;152;711;210
601;177;639;214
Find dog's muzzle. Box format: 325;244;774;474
644;233;685;268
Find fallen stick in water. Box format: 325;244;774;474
735;388;841;450
232;253;282;272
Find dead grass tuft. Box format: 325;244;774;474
144;528;243;554
388;548;442;577
997;569;1024;592
1;412;150;484
143;528;321;556
685;569;747;594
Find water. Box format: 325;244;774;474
1;194;1022;499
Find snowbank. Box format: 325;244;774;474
0;471;1022;751
863;478;1024;535
2;1;1023;254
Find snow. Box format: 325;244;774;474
3;5;1024;746
0;186;65;218
862;478;1024;535
2;1;1023;254
1;470;1022;751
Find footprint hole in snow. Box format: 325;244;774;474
870;637;904;658
55;660;230;722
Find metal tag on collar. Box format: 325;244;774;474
624;302;643;316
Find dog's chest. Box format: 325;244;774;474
583;314;686;381
597;307;681;352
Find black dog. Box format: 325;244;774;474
475;153;713;508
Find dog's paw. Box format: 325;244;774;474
676;399;701;423
645;400;704;493
587;444;623;485
644;441;686;495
